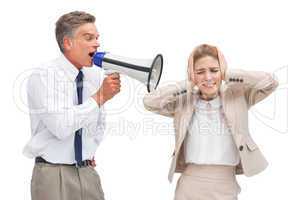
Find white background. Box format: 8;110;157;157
0;0;298;199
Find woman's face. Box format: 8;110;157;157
193;56;222;100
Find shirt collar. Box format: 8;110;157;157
197;95;221;109
57;54;81;82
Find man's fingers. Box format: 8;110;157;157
107;79;121;85
112;83;121;89
111;87;121;94
108;73;120;79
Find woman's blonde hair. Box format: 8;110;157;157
192;44;219;65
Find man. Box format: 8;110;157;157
23;11;120;200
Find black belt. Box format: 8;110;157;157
35;157;93;168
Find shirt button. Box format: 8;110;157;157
239;145;244;151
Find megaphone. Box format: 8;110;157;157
92;52;163;92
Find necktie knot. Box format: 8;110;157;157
76;70;83;83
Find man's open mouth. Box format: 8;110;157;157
89;52;95;58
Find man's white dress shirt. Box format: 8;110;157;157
23;54;105;164
184;96;240;166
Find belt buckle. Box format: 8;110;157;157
76;160;94;168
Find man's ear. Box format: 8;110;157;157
63;36;73;51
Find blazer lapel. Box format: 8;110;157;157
220;84;239;142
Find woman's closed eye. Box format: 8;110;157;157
195;68;219;74
196;71;205;75
210;68;220;73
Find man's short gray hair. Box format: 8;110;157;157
55;11;96;52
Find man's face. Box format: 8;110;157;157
64;23;99;68
193;56;222;99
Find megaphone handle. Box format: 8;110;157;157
104;69;118;75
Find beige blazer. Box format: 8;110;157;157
143;69;278;182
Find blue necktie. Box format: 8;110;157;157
75;70;83;166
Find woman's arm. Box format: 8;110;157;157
143;80;190;117
224;69;279;107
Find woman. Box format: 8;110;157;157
143;44;278;200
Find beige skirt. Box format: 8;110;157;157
174;164;241;200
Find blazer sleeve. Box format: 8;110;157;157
224;68;279;107
143;80;189;117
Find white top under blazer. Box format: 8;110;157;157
184;96;240;166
